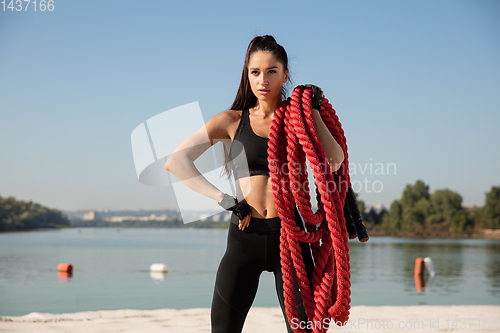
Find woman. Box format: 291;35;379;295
166;35;344;333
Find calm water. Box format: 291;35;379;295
0;228;499;316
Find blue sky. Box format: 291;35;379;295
0;0;499;212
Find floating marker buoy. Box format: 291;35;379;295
423;257;436;276
414;257;424;292
150;263;168;273
57;263;73;272
414;257;424;277
414;257;437;292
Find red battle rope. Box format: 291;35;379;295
268;85;353;333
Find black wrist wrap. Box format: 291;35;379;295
218;193;251;220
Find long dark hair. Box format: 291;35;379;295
221;35;292;179
230;35;291;110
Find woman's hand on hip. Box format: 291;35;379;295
239;214;251;231
218;193;252;230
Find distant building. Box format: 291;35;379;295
149;214;168;221
83;211;96;220
103;213;168;222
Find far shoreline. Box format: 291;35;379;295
3;225;500;241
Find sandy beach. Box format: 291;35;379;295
1;305;499;333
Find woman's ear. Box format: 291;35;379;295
284;69;289;83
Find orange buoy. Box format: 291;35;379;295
414;257;424;277
414;257;424;292
57;263;73;272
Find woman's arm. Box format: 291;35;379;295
312;108;345;172
165;110;252;229
165;111;233;203
166;144;225;203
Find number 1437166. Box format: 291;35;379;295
2;0;54;11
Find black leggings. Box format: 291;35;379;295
211;208;314;333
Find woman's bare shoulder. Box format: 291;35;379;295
205;109;242;143
217;109;242;123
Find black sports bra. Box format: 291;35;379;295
228;108;270;180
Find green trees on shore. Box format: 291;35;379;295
484;186;500;229
0;195;70;231
361;180;500;236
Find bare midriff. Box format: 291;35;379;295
226;110;278;219
234;175;278;219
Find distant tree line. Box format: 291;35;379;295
358;180;500;236
0;195;70;232
3;181;500;236
70;217;229;229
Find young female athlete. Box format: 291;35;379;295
165;35;345;333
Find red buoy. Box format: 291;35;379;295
414;257;424;277
57;263;73;272
414;257;424;292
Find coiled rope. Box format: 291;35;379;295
268;85;359;333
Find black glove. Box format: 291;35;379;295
343;204;358;240
309;85;324;111
218;193;251;220
345;187;369;242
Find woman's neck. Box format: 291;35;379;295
251;99;281;119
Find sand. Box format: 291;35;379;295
1;305;499;332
